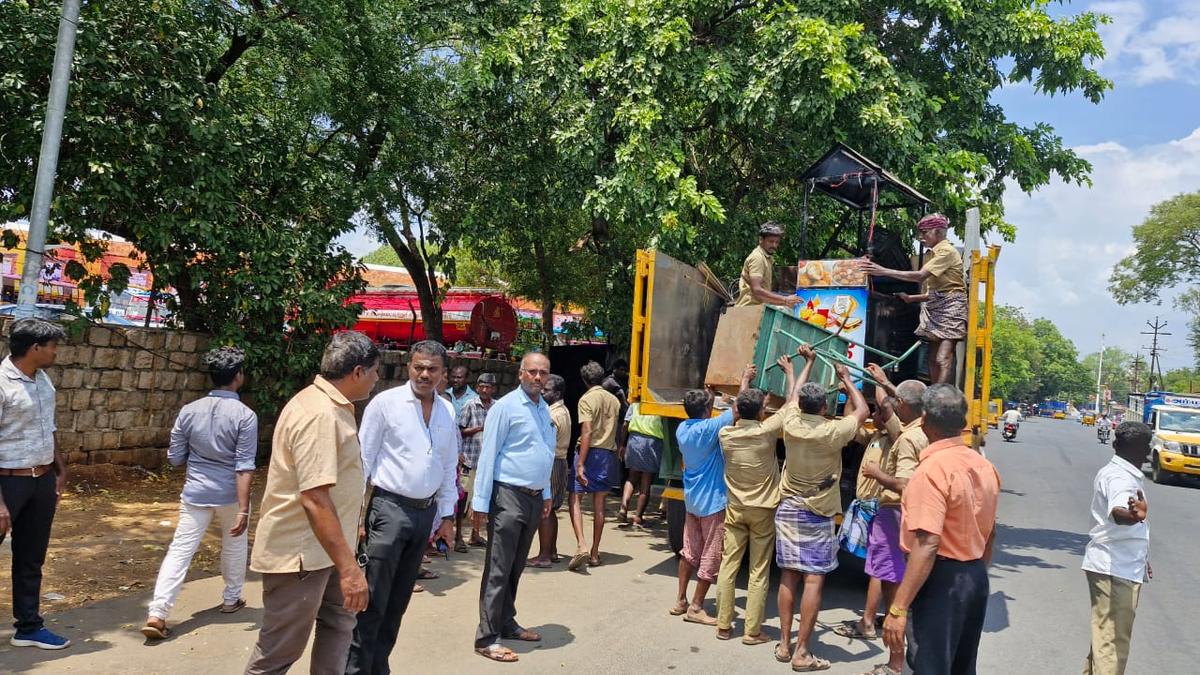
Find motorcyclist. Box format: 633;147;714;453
1001;406;1021;438
1096;413;1113;439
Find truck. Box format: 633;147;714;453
1128;391;1200;484
628;145;1001;552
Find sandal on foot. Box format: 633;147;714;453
413;584;425;593
454;541;470;553
568;551;589;572
475;645;519;662
832;620;877;640
775;643;792;663
588;555;603;567
417;569;439;580
526;558;552;569
668;603;688;617
469;538;488;548
791;656;831;672
140;622;171;640
741;633;769;646
860;665;901;675
716;628;732;641
684;610;717;626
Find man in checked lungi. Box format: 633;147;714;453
859;213;967;384
775;357;869;672
834;364;928;675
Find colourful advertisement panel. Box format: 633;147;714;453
795;259;867;289
793;287;869;387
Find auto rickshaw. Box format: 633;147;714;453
1082;414;1096;426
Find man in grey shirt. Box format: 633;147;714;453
142;347;257;639
1;318;70;651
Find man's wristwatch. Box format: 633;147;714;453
888;605;908;618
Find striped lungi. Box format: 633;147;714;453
916;289;968;341
775;496;838;574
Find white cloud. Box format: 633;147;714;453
1091;0;1200;85
995;126;1200;369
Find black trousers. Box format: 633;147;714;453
475;483;540;649
1;471;57;633
345;489;437;675
909;558;989;675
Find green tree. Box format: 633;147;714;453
467;0;1110;347
990;306;1039;401
1080;347;1133;410
1161;367;1200;394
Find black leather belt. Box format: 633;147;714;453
497;481;542;498
374;486;435;510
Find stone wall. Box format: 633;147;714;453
0;317;521;468
0;319;211;468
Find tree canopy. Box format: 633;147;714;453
990;305;1092;403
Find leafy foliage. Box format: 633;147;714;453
990;305;1091;402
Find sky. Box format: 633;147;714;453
989;0;1200;369
339;0;1200;368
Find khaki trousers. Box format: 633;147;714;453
1083;571;1141;675
244;567;356;675
715;504;776;635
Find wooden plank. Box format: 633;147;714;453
704;305;765;397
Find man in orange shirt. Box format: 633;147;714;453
882;384;1000;675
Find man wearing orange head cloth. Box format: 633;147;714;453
859;213;966;384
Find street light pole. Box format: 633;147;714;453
1095;334;1105;417
16;0;82;318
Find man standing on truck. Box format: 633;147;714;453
775;358;869;672
736;221;804;308
859;213;967;384
670;367;754;626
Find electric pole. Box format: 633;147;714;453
16;0;82;317
1129;353;1144;394
1142;317;1170;392
1095;334;1105;416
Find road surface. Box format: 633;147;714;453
2;418;1194;673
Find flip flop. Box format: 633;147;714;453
454;541;470;553
418;569;439;580
716;628;732;641
413;584;425;593
684;611;717;626
526;559;552;569
568;551;589;571
775;643;792;663
475;645;519;662
741;633;770;645
469;538;488;548
140;623;171;640
832;620;877;640
668;603;688;617
791;656;832;672
220;598;246;614
860;665;901;675
503;628;541;642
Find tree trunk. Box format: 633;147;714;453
534;237;553;351
372;201;444;344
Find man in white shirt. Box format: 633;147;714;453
1081;421;1152;675
1001;406;1021;426
347;340;459;675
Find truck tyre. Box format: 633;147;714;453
666;498;686;555
1151;454;1172;485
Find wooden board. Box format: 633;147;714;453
704;305;766;398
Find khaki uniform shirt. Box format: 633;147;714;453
718;406;789;509
780;411;860;517
856;416;927;505
250;376;363;574
854;415;903;501
549;400;572;460
735;246;774;306
578;385;620;450
922;239;966;293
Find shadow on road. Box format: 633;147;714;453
508;623;575;654
983;591;1014;633
990;523;1088;572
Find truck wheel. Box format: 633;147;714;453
666;498;686;555
1151;454;1172;485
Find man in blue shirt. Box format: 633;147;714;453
471;352;555;663
670;366;753;626
143;347;257;640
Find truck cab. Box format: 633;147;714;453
1148;404;1200;484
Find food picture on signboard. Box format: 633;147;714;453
792;259;868;388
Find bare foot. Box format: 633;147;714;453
669;600;688;616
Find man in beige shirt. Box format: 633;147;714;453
568;361;622;571
836;364;928;675
860;213;967;384
775;357;868;672
714;354;798;645
735;221;804;308
244;332;380;675
529;374;571;568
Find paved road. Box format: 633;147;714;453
2;419;1194;673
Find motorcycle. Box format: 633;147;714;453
1002;422;1017;442
1098;425;1111;445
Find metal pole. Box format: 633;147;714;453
1095;334;1105;416
16;0;82;318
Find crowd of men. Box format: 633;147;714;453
0;314;1157;675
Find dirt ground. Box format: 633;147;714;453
0;465;265;615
